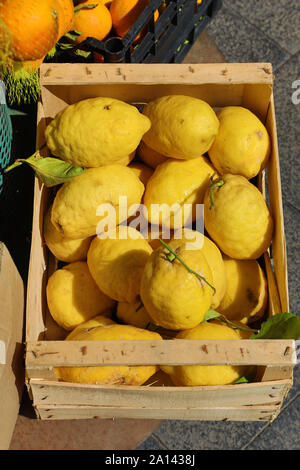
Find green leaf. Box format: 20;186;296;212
233;366;257;384
5;152;84;187
74;49;92;59
202;309;222;323
233;376;249;384
250;313;300;340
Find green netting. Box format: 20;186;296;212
0;82;13;194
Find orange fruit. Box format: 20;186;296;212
0;0;59;61
99;0;113;8
110;0;158;39
72;1;112;44
93;51;104;62
55;0;75;40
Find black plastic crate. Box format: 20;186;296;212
48;0;222;64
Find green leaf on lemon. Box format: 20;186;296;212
5;151;84;187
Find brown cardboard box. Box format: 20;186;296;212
0;243;24;449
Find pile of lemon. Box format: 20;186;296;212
44;95;273;387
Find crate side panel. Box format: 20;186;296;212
36;404;280;422
265;95;289;312
40;83;246;116
29;379;291;408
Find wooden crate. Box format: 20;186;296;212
25;63;296;422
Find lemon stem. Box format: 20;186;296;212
74;4;98;13
218;315;259;333
159;238;216;294
209;173;225;210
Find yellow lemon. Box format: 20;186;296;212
66;314;116;340
209;106;271;179
113;151;136;166
173;228;227;309
140;239;214;330
142;226;173;250
55;324;162;385
44;205;92;262
204;174;273;259
218;256;268;324
45;97;151;167
160;321;247;386
143;156;216;229
51;165;145;239
142;95;219;159
46;261;116;331
87;226;153;303
137;141;169;168
128;161;154;186
116;300;152;329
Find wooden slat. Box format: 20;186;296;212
39;63;274;86
35;403;280;422
26;339;297;368
265;94;289;312
29;378;291;408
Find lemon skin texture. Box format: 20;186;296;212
209;106;271;179
143;156;216;229
204;174;273;259
116;300;152;329
218;256;268;324
44;205;92;262
87;226;153;303
142;95;219;159
65;314;116;340
173;228;227;309
160;321;247;386
137;141;169;168
51;165;145;239
55;324;162;385
45;97;151;168
128;161;154;186
140;239;214;330
46;261;116;331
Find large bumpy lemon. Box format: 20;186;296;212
140;239;214;330
204;174;273;259
142;95;219;159
137;141;169;168
51;165;145;239
45;97;151;168
55;324;162;385
143;157;216;229
160;321;248;386
218;256;268;324
87;226;153;303
116;300;152;329
46;261;116;330
44;205;92;263
174;229;227;309
208;106;271;179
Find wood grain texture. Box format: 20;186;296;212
35;403;280;422
29;378;291;408
26;339;297;368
